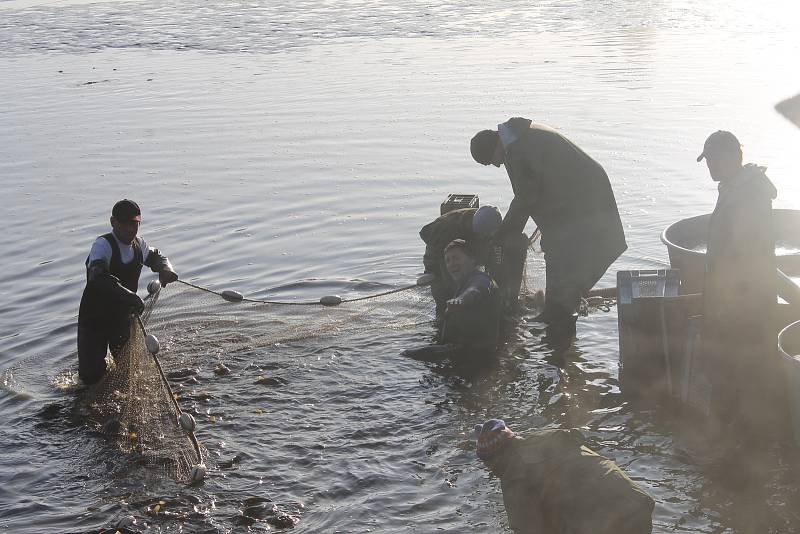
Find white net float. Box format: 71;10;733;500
145;334;160;355
190;463;206;483
147;280;162;295
221;290;244;302
178;412;196;432
319;295;342;306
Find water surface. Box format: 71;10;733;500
2;0;800;532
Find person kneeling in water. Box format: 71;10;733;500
77;199;179;385
404;239;500;360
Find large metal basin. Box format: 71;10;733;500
661;209;800;294
779;320;800;446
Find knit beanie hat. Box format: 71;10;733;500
472;205;502;236
474;419;515;459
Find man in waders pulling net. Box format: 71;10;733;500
470;118;627;341
77;199;179;385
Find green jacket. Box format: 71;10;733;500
488;429;654;534
704;164;777;337
419;208;494;274
499;118;627;290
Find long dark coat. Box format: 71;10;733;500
499;118;627;295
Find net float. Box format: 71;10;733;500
145;334;160;355
319;295;342;306
221;290;244;302
178;412;196;432
190;463;206;483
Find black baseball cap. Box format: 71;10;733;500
112;199;141;222
697;130;741;162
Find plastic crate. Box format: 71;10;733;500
440;194;479;215
617;269;681;401
618;270;680;313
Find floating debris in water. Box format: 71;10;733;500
166;368;199;380
218;454;243;469
115;515;136;529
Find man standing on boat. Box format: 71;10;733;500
697;131;778;438
470;118;627;339
77;199;179;385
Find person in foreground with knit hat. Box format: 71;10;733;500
474;419;654;534
77;199;179;385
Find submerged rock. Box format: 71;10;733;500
267;513;300;528
242;495;273;507
219;454;244;469
242;502;278;519
255;376;288;387
102;417;122;435
166;368;200;380
214;363;231;375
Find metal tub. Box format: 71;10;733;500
661;209;800;294
779;320;800;446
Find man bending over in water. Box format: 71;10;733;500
77;199;179;385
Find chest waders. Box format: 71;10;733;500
77;234;144;384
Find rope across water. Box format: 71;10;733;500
173;277;431;306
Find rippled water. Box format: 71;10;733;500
2;0;800;532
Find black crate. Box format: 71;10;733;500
440;194;479;215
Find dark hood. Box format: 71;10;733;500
720;163;777;201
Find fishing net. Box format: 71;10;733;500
84;312;203;482
81;236;548;483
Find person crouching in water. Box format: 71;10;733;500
419;205;504;318
77;199;179;385
474;419;654;534
404;239;500;361
439;239;501;354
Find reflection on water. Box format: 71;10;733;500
2;0;800;532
